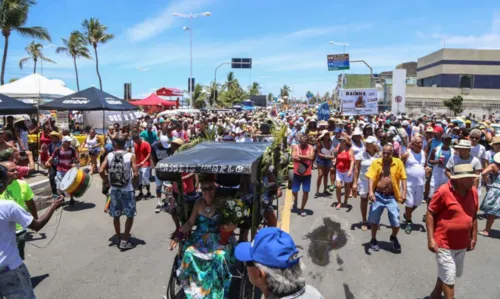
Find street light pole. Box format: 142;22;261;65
172;10;211;108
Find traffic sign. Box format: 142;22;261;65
327;54;350;71
395;95;403;103
232;58;252;69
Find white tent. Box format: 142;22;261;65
0;73;74;99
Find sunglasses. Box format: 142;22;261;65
201;186;215;192
470;136;480;140
245;261;255;267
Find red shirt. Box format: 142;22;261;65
428;182;478;250
134;141;151;167
336;148;351;172
293;144;313;176
40;132;51;146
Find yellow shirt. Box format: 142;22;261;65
365;158;407;203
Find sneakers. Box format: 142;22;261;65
405;221;413;234
322;190;332;196
314;192;320;198
155;205;162;213
144;193;152;200
390;235;401;253
119;240;135;251
370;239;379;251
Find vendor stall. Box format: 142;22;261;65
0;93;37;114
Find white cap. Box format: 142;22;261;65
160;135;171;148
352;127;363;136
365;136;378;144
62;136;72;143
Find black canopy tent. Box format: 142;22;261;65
0;93;37;114
39;86;137;111
156;141;270;179
39;87;137;132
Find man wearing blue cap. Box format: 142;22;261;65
235;227;324;299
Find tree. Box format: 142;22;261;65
323;91;331;101
0;0;51;84
280;84;291;97
267;93;274;103
82;18;114;90
249;81;260;96
192;84;207;109
222;72;238;92
207;81;219;107
19;41;55;73
444;95;464;116
56;31;92;91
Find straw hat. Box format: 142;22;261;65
171;138;184;146
450;164;478;180
318;120;328;127
318;130;329;139
454;139;472;149
14;116;25;124
490;136;500;146
49;131;62;139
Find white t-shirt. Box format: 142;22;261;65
0;200;33;270
470;144;486;161
107;151;134;192
356;150;380;179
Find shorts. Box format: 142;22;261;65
292;174;311;193
0;263;35;299
155;176;166;192
405;184;424;208
358;178;369;197
109;189;136;218
55;170;68;192
89;147;101;156
316;157;332;168
436;248;467;285
336;170;353;183
368;192;400;227
139;167;151;186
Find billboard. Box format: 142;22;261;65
327;54;350;71
340;88;379;115
391;69;406;114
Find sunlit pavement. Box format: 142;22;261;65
285;171;500;299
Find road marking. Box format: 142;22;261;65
280;189;294;233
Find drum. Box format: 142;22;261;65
60;168;92;198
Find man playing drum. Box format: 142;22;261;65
46;136;79;206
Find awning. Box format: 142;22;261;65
156;87;184;97
130;93;177;107
0;73;74;98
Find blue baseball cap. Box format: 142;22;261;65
235;227;300;269
334;127;342;133
104;143;114;152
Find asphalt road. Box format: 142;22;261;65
25;172;500;299
286;171;500;299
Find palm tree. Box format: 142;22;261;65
19;41;55;73
8;77;19;83
192;84;207;109
56;31;92;91
280;85;291;97
222;72;239;91
249;81;260;95
82;18;114;90
0;0;51;84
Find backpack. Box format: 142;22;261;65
109;152;130;187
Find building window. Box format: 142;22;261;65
459;75;474;88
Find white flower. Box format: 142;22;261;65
235;207;241;212
243;210;250;217
237;212;242;218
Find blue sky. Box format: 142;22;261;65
2;0;500;100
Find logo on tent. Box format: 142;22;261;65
63;98;89;104
106;100;122;105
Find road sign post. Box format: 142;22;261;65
327;54;350;71
395;95;403;114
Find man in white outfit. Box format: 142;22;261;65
401;135;426;234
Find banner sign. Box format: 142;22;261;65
340;88;379;115
327;54;350;71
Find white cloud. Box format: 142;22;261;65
419;12;500;49
126;0;215;42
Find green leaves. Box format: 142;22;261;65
444;95;464;116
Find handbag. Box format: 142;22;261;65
297;161;309;175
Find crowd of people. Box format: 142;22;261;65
0;106;498;299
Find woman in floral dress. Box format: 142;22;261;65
170;175;236;298
479;152;500;237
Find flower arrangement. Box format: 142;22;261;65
220;198;250;225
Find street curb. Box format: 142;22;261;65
279;189;293;233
